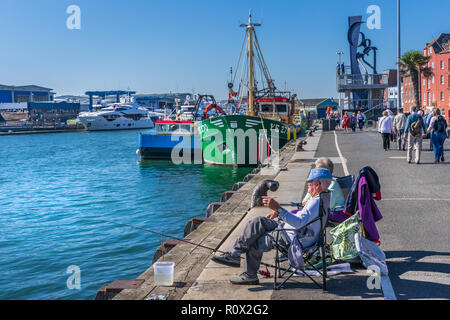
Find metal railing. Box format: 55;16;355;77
341;98;385;111
337;73;389;90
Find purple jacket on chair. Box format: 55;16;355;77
358;176;383;242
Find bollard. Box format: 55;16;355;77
243;174;256;182
183;217;215;237
221;191;236;202
296;140;307;152
152;239;186;264
232;182;247;192
95;280;145;300
251;180;280;208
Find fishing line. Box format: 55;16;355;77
99;219;228;255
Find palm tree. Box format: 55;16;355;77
399;50;433;109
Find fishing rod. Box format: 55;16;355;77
99;219;228;255
100;219;294;274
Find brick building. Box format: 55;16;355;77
399;34;450;120
401;75;416;111
421;33;450;121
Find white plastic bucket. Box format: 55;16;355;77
153;261;175;286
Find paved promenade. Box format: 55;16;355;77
323;128;450;300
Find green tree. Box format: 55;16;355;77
399;50;433;108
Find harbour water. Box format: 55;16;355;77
0;130;252;300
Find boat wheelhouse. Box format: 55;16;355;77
256;96;295;123
138;120;201;161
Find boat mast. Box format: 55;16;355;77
242;10;261;116
247;11;255;116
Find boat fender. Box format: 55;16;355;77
251;180;280;208
136;148;141;155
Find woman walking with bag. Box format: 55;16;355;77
378;110;393;151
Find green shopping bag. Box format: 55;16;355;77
330;213;362;261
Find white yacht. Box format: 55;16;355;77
78;103;158;131
176;103;197;121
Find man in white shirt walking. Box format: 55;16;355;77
378;110;394;151
393;108;407;151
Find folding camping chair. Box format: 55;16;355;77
271;192;331;291
327;175;354;228
336;175;354;202
291;175;353;212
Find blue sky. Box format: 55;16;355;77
0;0;448;100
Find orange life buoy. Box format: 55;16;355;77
203;104;224;119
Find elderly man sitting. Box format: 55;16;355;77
211;168;332;285
302;157;345;212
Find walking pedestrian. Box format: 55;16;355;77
357;111;365;131
427;108;448;163
335;112;341;129
342;112;349;133
403;106;427;164
426;108;435;151
341;62;345;75
393;108;407;151
378;110;393;151
387;110;396;142
351;112;357;132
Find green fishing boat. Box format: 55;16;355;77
198;10;302;167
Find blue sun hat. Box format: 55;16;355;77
306;168;332;182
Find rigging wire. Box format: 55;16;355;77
232;29;248;85
254;31;275;93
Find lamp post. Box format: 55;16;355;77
337;51;344;117
397;0;402;112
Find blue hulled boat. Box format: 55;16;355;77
138;120;202;162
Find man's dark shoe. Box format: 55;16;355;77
230;272;259;285
441;156;445;162
211;252;240;267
